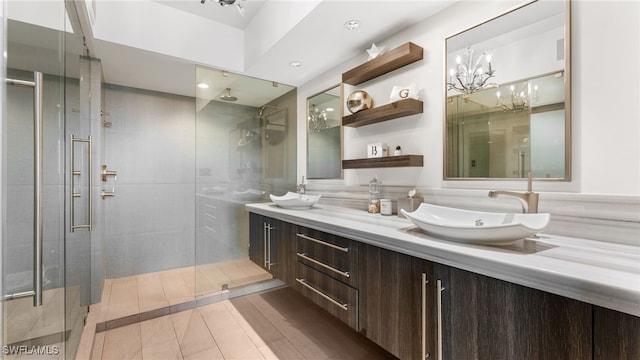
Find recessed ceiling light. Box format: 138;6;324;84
197;82;209;89
344;20;361;30
289;61;302;68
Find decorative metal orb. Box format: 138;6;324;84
346;90;373;114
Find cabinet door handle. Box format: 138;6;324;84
296;278;348;311
437;279;445;360
263;222;269;269
264;223;275;270
422;273;428;359
296;233;349;252
296;252;350;278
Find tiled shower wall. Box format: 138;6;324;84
103;85;196;278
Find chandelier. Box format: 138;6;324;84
448;48;496;96
201;0;245;16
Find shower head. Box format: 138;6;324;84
220;88;238;102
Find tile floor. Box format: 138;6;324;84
13;258;393;359
96;258;273;325
93;287;394;360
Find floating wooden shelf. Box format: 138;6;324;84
342;98;423;128
342;155;423;169
342;42;423;86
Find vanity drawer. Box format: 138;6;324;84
295;262;359;330
295;227;358;287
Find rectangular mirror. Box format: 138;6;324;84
445;0;571;180
307;85;342;179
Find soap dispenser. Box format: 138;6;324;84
368;175;381;213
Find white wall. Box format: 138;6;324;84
298;0;640;197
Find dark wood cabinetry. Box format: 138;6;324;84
293;227;360;330
248;213;640;360
594;306;640;360
248;213;295;285
358;243;434;360
435;264;593;360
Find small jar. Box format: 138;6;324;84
380;199;392;215
394;146;402;156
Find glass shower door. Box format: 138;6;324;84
2;2;90;358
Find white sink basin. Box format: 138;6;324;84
270;192;321;209
401;203;550;245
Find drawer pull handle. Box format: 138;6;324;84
297;253;350;278
296;278;348;311
296;233;349;253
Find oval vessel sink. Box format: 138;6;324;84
270;192;321;209
401;203;550;245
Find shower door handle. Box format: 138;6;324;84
70;135;93;232
3;71;44;306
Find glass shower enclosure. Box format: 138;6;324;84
2;1;91;359
194;66;297;297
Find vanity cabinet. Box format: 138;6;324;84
248;213;295;285
293;227;360;329
358;243;434;360
593;306;640;359
434;264;593;360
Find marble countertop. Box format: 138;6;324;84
246;203;640;317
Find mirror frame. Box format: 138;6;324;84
306;84;344;180
443;0;571;181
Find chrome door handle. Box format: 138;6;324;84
4;72;44;306
71;135;93;232
296;253;349;278
437;279;445;360
296;278;348;311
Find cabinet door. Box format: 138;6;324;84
435;264;592;360
248;213;295;284
594;306;640;360
271;218;296;285
359;243;434;359
249;213;267;270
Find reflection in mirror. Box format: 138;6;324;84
307;85;342;179
445;0;570;180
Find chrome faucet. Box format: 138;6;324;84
488;173;539;213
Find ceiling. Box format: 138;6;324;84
7;0;457;106
92;0;455;99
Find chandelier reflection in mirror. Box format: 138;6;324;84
496;84;533;112
308;104;329;131
448;47;496;96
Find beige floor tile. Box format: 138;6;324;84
182;346;224;360
170;310;217;358
141;338;183;360
101;323;142;360
137;273;169;312
106;278;139;320
199;302;265;360
140;316;177;348
160;272;193;305
91;332;105;360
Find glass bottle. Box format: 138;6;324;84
368;175;381;213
